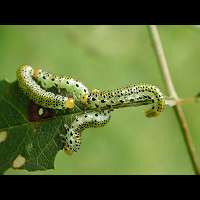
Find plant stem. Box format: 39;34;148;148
148;25;200;175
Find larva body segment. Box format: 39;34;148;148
63;110;111;154
33;67;90;106
16;65;74;110
87;83;165;117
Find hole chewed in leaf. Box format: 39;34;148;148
12;154;26;169
28;101;56;122
0;131;8;144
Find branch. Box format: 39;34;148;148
148;25;200;175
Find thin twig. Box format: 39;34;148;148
148;25;200;175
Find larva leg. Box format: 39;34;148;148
16;65;75;110
32;66;90;107
63;110;111;154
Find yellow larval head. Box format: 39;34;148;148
33;68;42;79
64;144;73;155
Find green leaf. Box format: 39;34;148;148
0;80;83;174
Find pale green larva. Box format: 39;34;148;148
87;83;165;117
16;65;87;110
62;110;111;155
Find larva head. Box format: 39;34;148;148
145;110;160;117
63;145;73;155
33;68;42;79
145;97;165;118
64;97;75;109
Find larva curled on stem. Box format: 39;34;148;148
87;83;165;117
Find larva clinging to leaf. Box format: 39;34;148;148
87;83;165;117
16;65;90;110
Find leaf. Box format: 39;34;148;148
0;80;84;174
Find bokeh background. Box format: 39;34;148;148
1;25;200;174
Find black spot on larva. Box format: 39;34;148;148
95;104;99;108
76;84;79;87
66;81;69;84
70;132;73;136
92;97;96;101
101;100;106;103
69;140;72;144
120;100;124;103
85;114;88;118
51;78;55;81
84;89;86;92
43;76;46;79
95;113;98;117
107;105;112;109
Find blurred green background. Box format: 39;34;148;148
1;25;200;174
